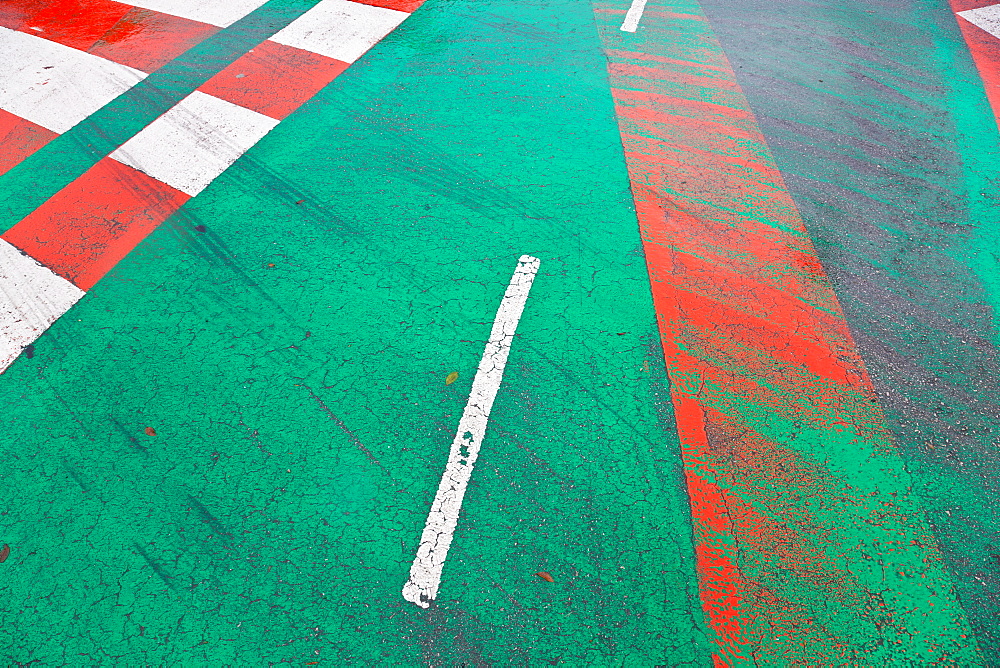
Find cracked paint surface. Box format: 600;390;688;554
404;255;541;609
0;0;712;663
1;0;997;662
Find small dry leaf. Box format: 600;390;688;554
445;371;459;385
0;544;10;563
295;199;305;205
144;427;157;437
535;571;554;583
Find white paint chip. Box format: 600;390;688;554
271;0;409;64
0;240;85;374
958;4;1000;38
0;27;146;134
127;0;270;27
620;0;649;32
109;91;279;196
403;255;541;609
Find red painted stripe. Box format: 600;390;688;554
0;0;217;72
610;61;738;92
653;282;864;390
614;87;755;124
618;126;788;192
0;109;58;176
2;157;189;290
0;0;132;52
0;0;217;176
953;13;1000;130
352;0;424;11
624;149;802;232
637;189;820;279
669;392;748;664
88;7;218;72
686;468;856;666
198;40;349;120
666;339;869;664
0;1;33;30
647;245;851;342
591;3;950;660
951;0;996;12
631;182;808;257
2;1;428;293
687;474;857;666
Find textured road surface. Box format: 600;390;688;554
1;0;998;665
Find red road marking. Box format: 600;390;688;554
652;282;862;389
1;0;427;299
353;0;425;11
0;0;216;68
0;109;57;176
0;0;133;51
593;2;974;662
609;61;738;91
88;8;218;72
3;157;190;290
199;40;349;120
951;0;994;11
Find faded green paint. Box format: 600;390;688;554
697;0;1000;658
0;0;714;664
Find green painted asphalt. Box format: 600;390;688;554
696;0;1000;657
0;0;714;664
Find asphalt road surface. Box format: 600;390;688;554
2;0;999;664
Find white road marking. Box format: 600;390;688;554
620;0;649;32
958;4;1000;39
271;0;409;64
109;90;279;196
0;240;85;374
0;27;146;134
127;0;271;27
402;255;541;609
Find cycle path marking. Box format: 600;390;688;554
403;254;540;609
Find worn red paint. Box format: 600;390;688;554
608;61;738;92
594;6;923;661
353;0;425;12
199;40;349;120
2;157;190;290
0;1;33;30
0;110;58;176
